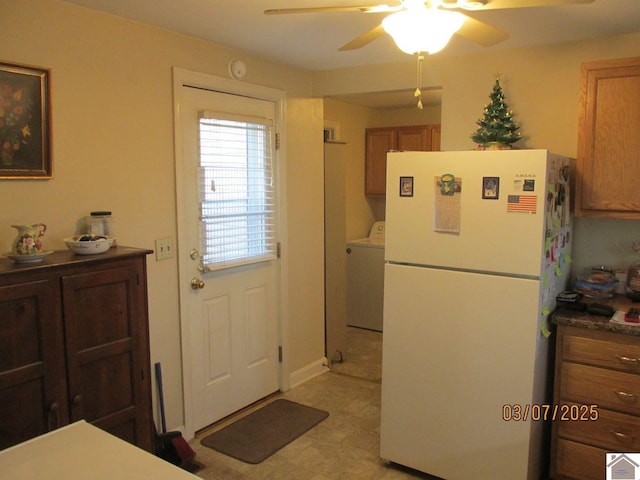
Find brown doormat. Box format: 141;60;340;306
200;399;329;464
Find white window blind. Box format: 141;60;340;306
198;111;276;271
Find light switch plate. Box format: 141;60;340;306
155;237;174;261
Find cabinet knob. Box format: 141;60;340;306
48;401;60;430
346;248;351;254
70;394;84;421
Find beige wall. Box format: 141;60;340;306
1;0;323;433
375;105;441;128
323;99;379;240
317;33;640;275
284;98;325;380
324;99;442;240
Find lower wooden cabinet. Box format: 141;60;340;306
554;438;607;480
0;277;67;449
0;248;153;451
551;325;640;479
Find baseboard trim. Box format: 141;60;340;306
289;357;329;389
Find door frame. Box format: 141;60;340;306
172;67;289;439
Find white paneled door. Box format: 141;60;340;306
175;73;282;433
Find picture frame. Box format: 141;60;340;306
399;176;414;197
0;62;52;179
482;176;499;199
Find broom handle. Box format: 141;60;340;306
155;362;168;433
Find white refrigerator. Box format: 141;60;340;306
380;150;572;480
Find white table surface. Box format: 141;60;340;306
0;421;199;479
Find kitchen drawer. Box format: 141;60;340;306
562;330;640;373
560;363;640;415
557;405;640;451
554;438;606;480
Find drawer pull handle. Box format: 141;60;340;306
615;354;640;365
613;390;638;402
610;429;636;443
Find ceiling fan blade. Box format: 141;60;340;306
264;4;401;15
455;15;510;46
338;24;387;51
478;0;595;10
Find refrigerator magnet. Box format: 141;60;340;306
482;177;499;199
439;174;455;195
399;176;414;197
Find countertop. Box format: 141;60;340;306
552;295;640;336
0;246;153;275
0;421;197;480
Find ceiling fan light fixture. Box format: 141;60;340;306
443;0;487;10
382;8;465;55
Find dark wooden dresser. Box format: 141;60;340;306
0;247;153;452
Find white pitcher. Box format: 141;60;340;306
11;223;47;255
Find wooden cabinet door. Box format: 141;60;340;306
397;125;430;151
397;124;441;151
365;127;396;196
0;278;68;449
577;56;640;218
365;125;440;196
430;125;441;151
61;262;152;451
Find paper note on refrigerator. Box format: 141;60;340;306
433;176;461;233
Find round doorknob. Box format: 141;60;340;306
191;278;205;290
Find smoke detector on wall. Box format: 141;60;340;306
228;59;247;79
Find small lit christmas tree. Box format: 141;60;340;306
470;78;521;149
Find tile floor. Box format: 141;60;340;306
189;328;434;480
330;326;382;383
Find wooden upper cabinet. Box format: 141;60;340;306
365;127;396;196
429;124;441;152
397;125;429;151
365;125;440;196
576;56;640;218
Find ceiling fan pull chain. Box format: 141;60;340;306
415;53;424;109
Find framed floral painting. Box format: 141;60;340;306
0;62;52;179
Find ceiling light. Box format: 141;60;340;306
461;1;486;9
441;0;487;10
382;7;466;55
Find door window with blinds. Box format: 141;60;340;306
198;111;276;271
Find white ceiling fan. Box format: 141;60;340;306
265;0;596;55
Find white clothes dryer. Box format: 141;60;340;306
345;221;385;332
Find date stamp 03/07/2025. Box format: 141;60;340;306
501;403;599;422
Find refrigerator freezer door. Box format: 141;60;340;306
385;150;560;277
380;263;545;480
